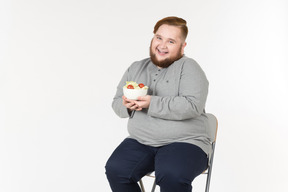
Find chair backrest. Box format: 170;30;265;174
203;113;218;192
206;113;218;144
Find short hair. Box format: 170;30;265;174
153;16;188;40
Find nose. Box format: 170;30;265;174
159;41;167;49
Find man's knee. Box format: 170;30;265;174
105;158;136;183
156;170;192;191
105;158;123;179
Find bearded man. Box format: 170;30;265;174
105;16;211;192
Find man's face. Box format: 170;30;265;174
150;24;186;68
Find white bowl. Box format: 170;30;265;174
123;87;148;100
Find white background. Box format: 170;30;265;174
1;0;288;192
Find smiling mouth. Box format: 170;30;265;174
157;48;168;56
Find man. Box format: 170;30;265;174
105;16;212;192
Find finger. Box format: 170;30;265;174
123;96;132;102
126;98;135;103
123;96;129;102
136;96;143;101
129;103;137;109
131;103;140;110
134;101;142;107
122;96;128;104
138;95;149;100
123;97;135;105
135;107;142;111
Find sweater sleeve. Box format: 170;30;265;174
147;60;209;120
111;68;131;118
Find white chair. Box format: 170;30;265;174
139;113;218;192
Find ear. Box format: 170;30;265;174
181;42;187;54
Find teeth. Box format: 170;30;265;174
158;49;167;54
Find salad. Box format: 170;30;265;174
123;81;148;90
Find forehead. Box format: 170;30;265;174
155;24;183;40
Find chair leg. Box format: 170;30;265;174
151;179;156;192
205;168;211;192
139;179;145;192
205;143;216;192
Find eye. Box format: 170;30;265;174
156;36;162;40
169;40;175;44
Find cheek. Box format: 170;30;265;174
169;47;178;55
151;39;157;46
151;42;158;49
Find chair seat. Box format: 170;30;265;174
145;172;155;178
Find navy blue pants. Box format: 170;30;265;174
105;138;208;192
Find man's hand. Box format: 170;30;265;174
122;95;151;111
122;96;141;111
134;95;151;110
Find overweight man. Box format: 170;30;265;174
105;16;212;192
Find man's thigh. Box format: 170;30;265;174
155;142;208;182
105;138;155;182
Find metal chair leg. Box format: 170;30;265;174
139;177;157;192
151;179;156;192
139;179;145;192
205;143;216;192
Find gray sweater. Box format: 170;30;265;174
112;56;212;159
